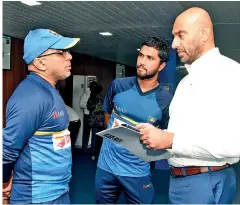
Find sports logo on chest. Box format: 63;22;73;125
114;104;128;114
52;110;64;119
147;116;157;124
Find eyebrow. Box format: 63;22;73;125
172;30;186;36
139;52;155;59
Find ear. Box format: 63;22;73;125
201;26;210;42
158;61;166;72
33;58;47;71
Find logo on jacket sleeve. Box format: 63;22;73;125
114;104;128;114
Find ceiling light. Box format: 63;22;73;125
20;1;41;6
99;32;113;36
137;49;140;51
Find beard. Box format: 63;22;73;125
136;65;159;80
180;37;202;64
179;48;201;64
51;69;71;81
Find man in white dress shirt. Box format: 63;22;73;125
137;7;240;204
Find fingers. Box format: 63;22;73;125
2;198;10;204
141;137;153;149
140;134;149;145
136;123;152;130
136;123;146;129
142;139;148;145
140;135;148;141
141;137;156;150
3;191;11;198
2;174;13;201
146;144;156;150
3;176;13;192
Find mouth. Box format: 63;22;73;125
137;66;146;71
177;51;185;57
65;66;71;71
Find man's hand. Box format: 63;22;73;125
136;123;174;150
2;175;13;204
104;113;111;128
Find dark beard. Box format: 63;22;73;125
137;72;156;80
186;41;202;64
137;69;158;80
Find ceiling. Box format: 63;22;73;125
3;1;240;67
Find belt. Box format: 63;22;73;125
170;164;229;177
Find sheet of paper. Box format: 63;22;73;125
96;125;171;162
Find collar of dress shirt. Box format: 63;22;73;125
184;47;220;74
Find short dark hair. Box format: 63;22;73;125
90;84;103;100
89;81;98;92
141;36;171;63
93;84;103;94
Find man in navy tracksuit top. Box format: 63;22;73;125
3;29;80;204
95;36;172;204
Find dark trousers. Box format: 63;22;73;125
95;168;154;204
68;119;81;149
82;114;91;152
91;126;104;156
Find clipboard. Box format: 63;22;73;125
96;124;171;162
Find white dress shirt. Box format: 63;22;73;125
167;48;240;167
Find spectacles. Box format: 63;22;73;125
38;49;70;58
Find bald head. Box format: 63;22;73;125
172;7;215;64
176;7;213;30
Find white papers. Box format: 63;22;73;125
97;125;171;162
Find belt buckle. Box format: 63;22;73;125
200;167;209;173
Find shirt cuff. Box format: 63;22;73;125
165;130;192;157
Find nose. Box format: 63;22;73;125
139;56;147;66
171;37;179;50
